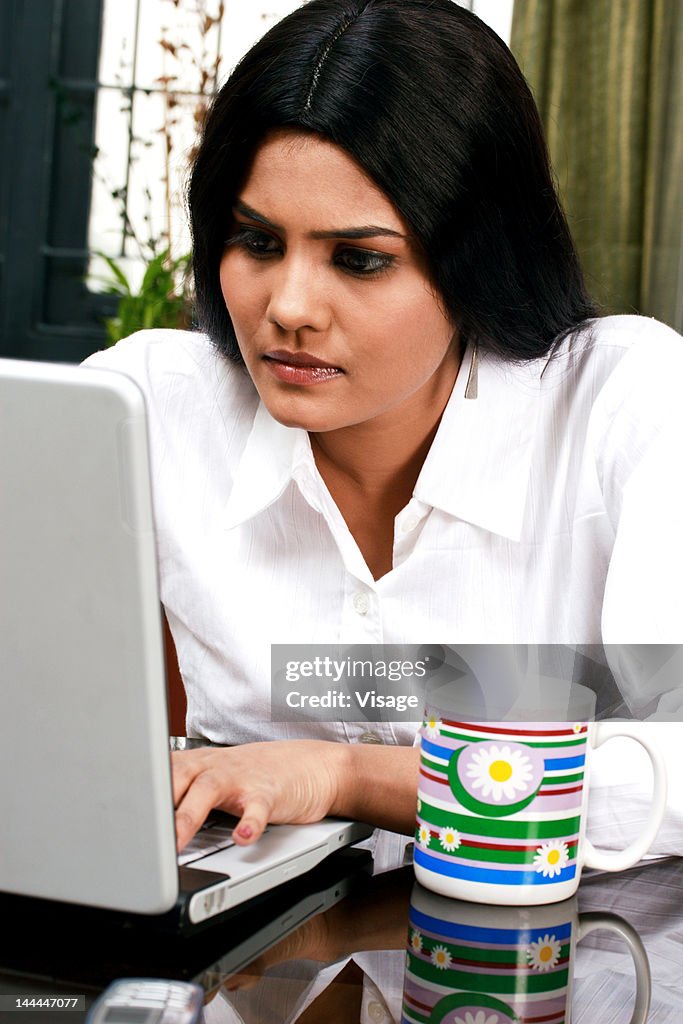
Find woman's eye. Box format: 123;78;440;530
225;227;281;258
335;248;395;276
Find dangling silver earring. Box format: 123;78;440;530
464;343;479;399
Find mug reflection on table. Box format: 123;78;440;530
401;884;651;1024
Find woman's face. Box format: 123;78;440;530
220;129;459;434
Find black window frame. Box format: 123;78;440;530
0;0;115;363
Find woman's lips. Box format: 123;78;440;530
262;350;343;386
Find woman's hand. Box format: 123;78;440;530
171;739;420;852
171;739;345;852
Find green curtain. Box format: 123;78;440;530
511;0;683;330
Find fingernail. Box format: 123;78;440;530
237;823;253;839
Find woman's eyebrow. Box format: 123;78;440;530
311;225;406;240
233;198;406;240
234;199;281;230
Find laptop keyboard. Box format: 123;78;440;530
177;813;271;866
177;814;236;866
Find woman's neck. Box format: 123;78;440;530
308;357;460;579
310;408;438;508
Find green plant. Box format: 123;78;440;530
99;249;192;346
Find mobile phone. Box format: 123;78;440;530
85;979;204;1023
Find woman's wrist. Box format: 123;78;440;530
324;739;355;819
326;740;419;835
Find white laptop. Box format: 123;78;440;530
0;356;371;929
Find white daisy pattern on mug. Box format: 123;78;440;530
533;840;570;878
409;929;423;953
526;933;562;971
424;715;442;739
431;944;453;970
417;823;431;848
454;1012;501;1024
465;743;534;801
438;825;462;852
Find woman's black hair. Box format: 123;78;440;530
189;0;597;363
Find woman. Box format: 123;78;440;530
84;0;683;863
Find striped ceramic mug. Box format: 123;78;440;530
402;884;651;1024
414;683;667;904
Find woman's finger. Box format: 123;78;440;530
174;764;230;852
170;748;211;807
232;795;272;845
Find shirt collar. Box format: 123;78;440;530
224;400;313;529
224;345;544;540
414;344;543;540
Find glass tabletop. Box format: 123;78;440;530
1;853;682;1023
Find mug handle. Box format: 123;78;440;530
578;912;651;1024
582;723;667;872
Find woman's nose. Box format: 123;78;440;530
265;256;329;333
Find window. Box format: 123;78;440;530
89;1;303;291
0;0;106;361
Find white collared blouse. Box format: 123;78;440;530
83;314;683;744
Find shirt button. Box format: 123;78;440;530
352;592;369;615
358;731;384;744
368;1001;388;1022
401;515;420;534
